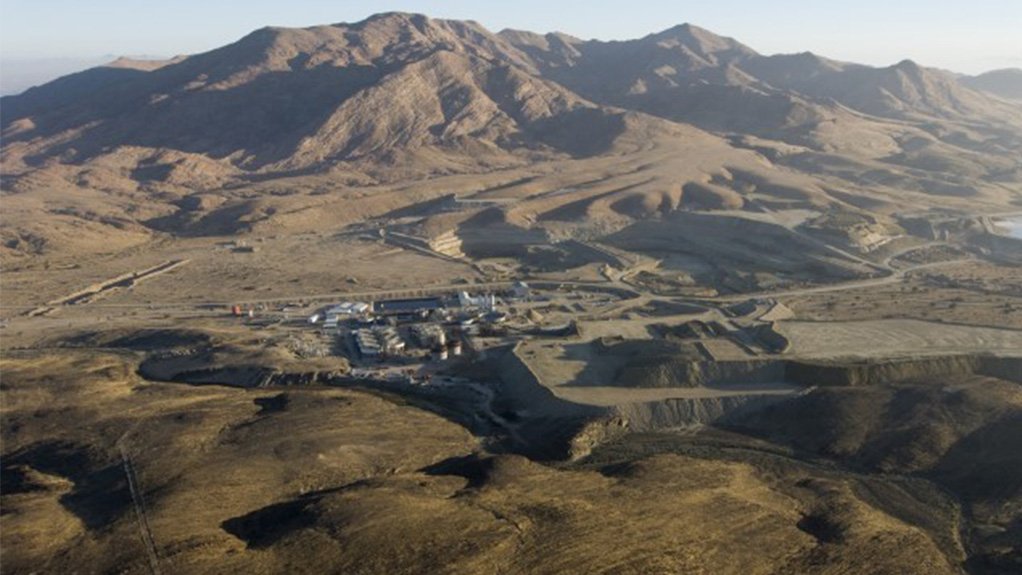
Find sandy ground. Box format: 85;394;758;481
0;234;482;312
2;18;1021;572
782;259;1022;330
553;382;802;406
1;347;970;575
778;319;1022;359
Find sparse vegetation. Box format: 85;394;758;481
2;10;1021;575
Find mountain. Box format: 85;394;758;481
499;22;1022;217
500;27;1021;133
963;68;1022;100
4;15;1022;574
1;56;117;96
500;24;817;134
1;13;659;182
5;13;1020;185
1;13;1020;262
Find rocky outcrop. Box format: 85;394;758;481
566;416;629;460
612;394;797;432
497;346;1021;460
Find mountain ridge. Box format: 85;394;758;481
962;68;1022;100
1;12;1020;261
4;12;1018;180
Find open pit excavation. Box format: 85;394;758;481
8;292;1021;574
3;9;1022;575
5;212;1022;575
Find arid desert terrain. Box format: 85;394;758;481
2;12;1021;574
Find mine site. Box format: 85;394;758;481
2;5;1022;575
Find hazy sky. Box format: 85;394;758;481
1;0;1020;83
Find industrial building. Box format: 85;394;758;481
411;323;447;348
311;288;518;365
330;302;371;316
372;297;445;318
314;301;371;328
354;326;406;358
355;329;381;357
377;327;404;352
458;291;497;310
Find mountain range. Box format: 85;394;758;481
962;68;1022;101
1;12;1020;260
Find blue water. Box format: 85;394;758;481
997;216;1022;239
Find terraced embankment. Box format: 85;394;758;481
496;341;1022;459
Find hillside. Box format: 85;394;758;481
2;12;1022;573
5;13;1021;191
1;13;652;181
963;68;1022;100
2;13;1021;266
0;346;976;574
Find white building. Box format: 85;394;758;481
321;301;371;329
458;291;497;311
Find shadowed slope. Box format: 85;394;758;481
0;12;640;178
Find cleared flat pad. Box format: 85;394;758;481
778;319;1022;359
515;340;800;408
553;381;802;407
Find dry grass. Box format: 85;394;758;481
1;346;979;574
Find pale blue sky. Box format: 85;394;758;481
1;0;1020;74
